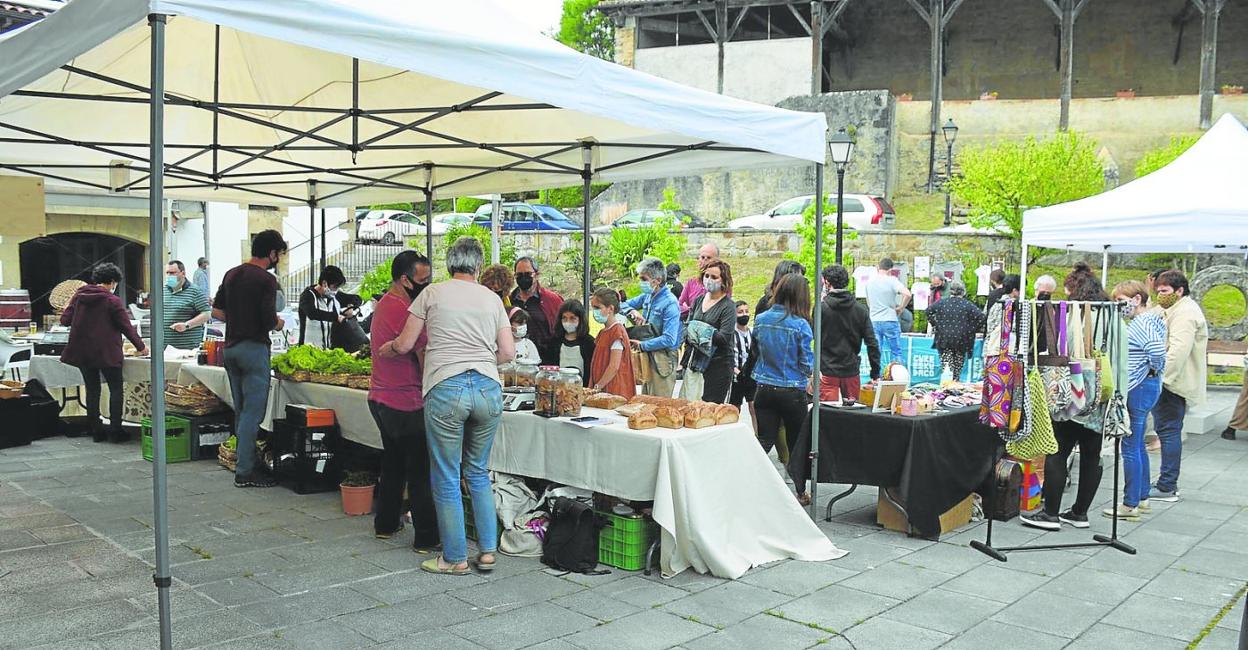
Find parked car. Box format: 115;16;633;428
472;202;582;231
594;208;710;232
357;209;425;245
727;194;896;231
430;212;475;233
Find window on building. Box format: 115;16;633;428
635;4;813;49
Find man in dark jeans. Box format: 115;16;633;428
212;230;287;488
366;251;438;550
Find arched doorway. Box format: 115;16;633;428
20;233;146;324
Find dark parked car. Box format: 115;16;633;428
472;202;582;231
594;208;710;232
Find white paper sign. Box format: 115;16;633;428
914;256;930;279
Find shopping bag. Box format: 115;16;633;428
631;349;651;385
980;301;1021;429
1006;367;1059;458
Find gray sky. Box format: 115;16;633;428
516;0;566;36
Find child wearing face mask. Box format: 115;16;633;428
509;308;542;364
541;300;596;385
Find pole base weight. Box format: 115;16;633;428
1093;534;1137;555
969;540;1008;562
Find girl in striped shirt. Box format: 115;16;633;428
1104;280;1167;521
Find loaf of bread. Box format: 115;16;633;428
654;406;684;429
627;407;658;430
615;403;651;417
713;403;740;425
683;402;718;429
629;395;686;410
584;393;627;409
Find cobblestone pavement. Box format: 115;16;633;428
0;393;1244;649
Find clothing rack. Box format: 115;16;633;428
970;299;1137;562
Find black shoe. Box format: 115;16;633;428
375;523;405;540
91;430;108;443
1058;510;1090;528
108;429;130;443
234;472;277;488
1222;427;1237;441
1021;511;1061;531
412;542;442;555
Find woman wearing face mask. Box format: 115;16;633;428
1102;280;1167;521
542;300;595;384
588;288;636;398
679;260;737;403
508;308;542;365
298;265;349;348
60;263;148;443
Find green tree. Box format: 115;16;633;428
949;131;1104;239
605;216;686;282
1134;135;1199;179
417;223;516;270
538;183;612;210
657;185;681;212
785;195;856;289
555;0;614;60
357;261;393;299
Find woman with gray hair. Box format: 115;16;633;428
381;237;516;576
924;280;984;381
625;256;683;397
1033;274;1057;300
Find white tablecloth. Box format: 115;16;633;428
172;368;847;578
493;408;845;578
30;355;190;389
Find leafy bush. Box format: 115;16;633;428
1134;135;1199;179
604;217;686;280
538;183;611;210
357;261;392;299
786;195;857;288
657;186;681;212
949;131;1104;238
426;223;517;270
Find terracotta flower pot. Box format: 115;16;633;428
897;93;913;102
1116;90;1135;99
340;484;374;515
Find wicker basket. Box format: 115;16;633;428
164;382;225;416
49;279;86;312
218;444;237;472
346;375;370;390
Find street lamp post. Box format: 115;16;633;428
827;128;855;264
942;118;959;227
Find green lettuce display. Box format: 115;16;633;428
271;345;372;376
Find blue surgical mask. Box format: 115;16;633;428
165;276;179;290
638;280;653;296
592;309;607;324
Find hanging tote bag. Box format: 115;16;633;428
1006;303;1059;457
1036;302;1075;418
999;303;1032;442
981;300;1022;430
1092;305;1116;403
1073;304;1101;417
1100;310;1132;439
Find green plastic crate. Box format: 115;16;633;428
598;510;657;571
461;489;500;547
141;416;192;464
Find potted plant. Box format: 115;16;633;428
1221;84;1244;96
1116;88;1136;99
340;470;376;516
979;91;998;101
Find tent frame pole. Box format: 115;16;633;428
581;142;595;310
147;13;174;650
809;162;824;519
1019;244;1029;295
1101;246;1109;288
424;166;435;273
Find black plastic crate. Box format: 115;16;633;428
179;413;235;460
271;419;342;495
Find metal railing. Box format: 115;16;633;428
280;219;402;302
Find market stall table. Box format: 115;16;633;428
30;355;193;422
493;408;844;579
788;405;1000;540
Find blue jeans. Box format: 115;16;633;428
1123;376;1161;507
1151;387;1186;493
872;320;904;367
423;371;502;563
223;340;272;477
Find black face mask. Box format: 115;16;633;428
405;277;429;301
266;254;279;271
515;273;534;292
736;315;750;326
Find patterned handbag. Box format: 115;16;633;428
1100;310;1132;439
981;300;1022;430
1037;302;1074;418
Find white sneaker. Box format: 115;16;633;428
1101;504;1141;521
1137;499;1151;512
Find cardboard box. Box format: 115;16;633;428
285;404;336;428
877;488;973;538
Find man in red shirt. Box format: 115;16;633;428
368;250;438;549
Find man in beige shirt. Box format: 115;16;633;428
1149;270;1208;502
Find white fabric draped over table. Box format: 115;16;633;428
174;367;847;578
30;355;190;390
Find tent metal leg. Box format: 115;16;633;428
1019;244;1029;293
809;162;824;520
1101;247;1109;289
147;13;173;650
424;190;434;272
581;146;593;309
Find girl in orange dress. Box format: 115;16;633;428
588;287;636;398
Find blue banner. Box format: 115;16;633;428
859;335;984;385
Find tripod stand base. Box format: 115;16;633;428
969;540;1007;562
1092;534;1136;554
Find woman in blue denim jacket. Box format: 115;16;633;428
751;274;814;463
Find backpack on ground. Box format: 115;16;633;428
540;496;607;574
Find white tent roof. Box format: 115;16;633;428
0;0;826;207
1021;113;1248;254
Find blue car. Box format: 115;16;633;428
473;202;583;231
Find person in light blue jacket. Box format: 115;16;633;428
625;256;682;398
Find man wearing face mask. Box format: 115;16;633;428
212;230;288;488
509;257;563;350
1149;270;1208;502
298;265;352;349
161;260;211;350
367;250;439;548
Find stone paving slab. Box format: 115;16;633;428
1;391;1246;649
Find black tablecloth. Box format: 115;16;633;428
788;405;1000;540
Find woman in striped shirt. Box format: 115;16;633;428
1104;280;1167;521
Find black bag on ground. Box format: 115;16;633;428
541;496;607;574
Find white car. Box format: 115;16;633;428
727;194;896;231
357;210;472;245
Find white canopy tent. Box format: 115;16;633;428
1020;113;1248;282
0;2;835;644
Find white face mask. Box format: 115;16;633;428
703;278;722;293
562;321;578;334
513;325;528;339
